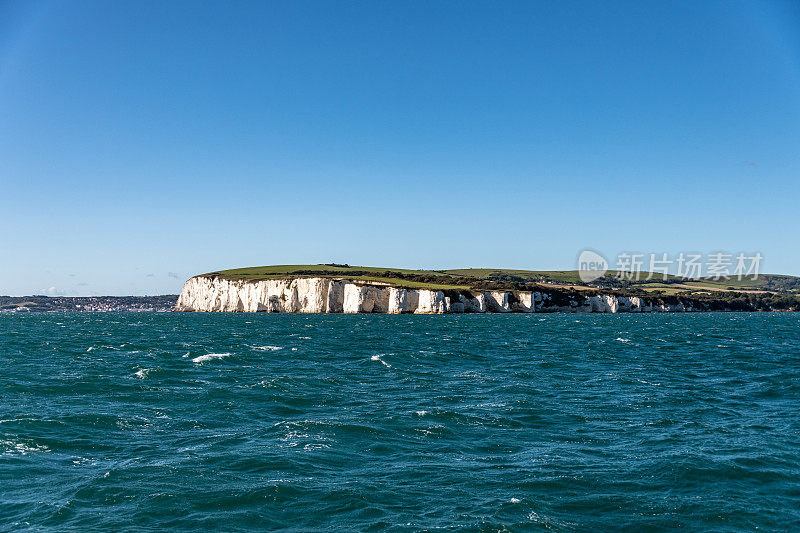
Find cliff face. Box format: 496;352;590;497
175;275;705;313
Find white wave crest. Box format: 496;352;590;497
371;354;392;368
192;352;231;363
1;440;49;456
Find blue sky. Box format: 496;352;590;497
1;0;799;295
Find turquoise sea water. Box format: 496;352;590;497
1;312;799;531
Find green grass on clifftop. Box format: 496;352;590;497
203;264;800;294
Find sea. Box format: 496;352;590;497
1;312;799;531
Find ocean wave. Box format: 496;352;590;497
371;354;392;368
4;312;800;531
251;345;283;351
192;353;231;363
1;440;50;456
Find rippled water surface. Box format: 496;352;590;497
2;312;799;530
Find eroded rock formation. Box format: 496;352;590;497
175;275;703;313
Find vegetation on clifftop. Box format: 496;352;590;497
201;264;800;311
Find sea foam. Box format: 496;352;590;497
192;353;231;363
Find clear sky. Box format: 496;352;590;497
1;0;799;296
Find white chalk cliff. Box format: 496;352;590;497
175;275;702;313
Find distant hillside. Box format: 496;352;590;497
0;295;178;312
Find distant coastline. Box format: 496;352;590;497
174;265;800;313
5;264;798;313
0;295;177;313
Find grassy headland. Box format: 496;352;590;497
205;264;799;296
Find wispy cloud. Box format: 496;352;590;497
168;272;180;279
41;286;64;296
146;273;155;278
